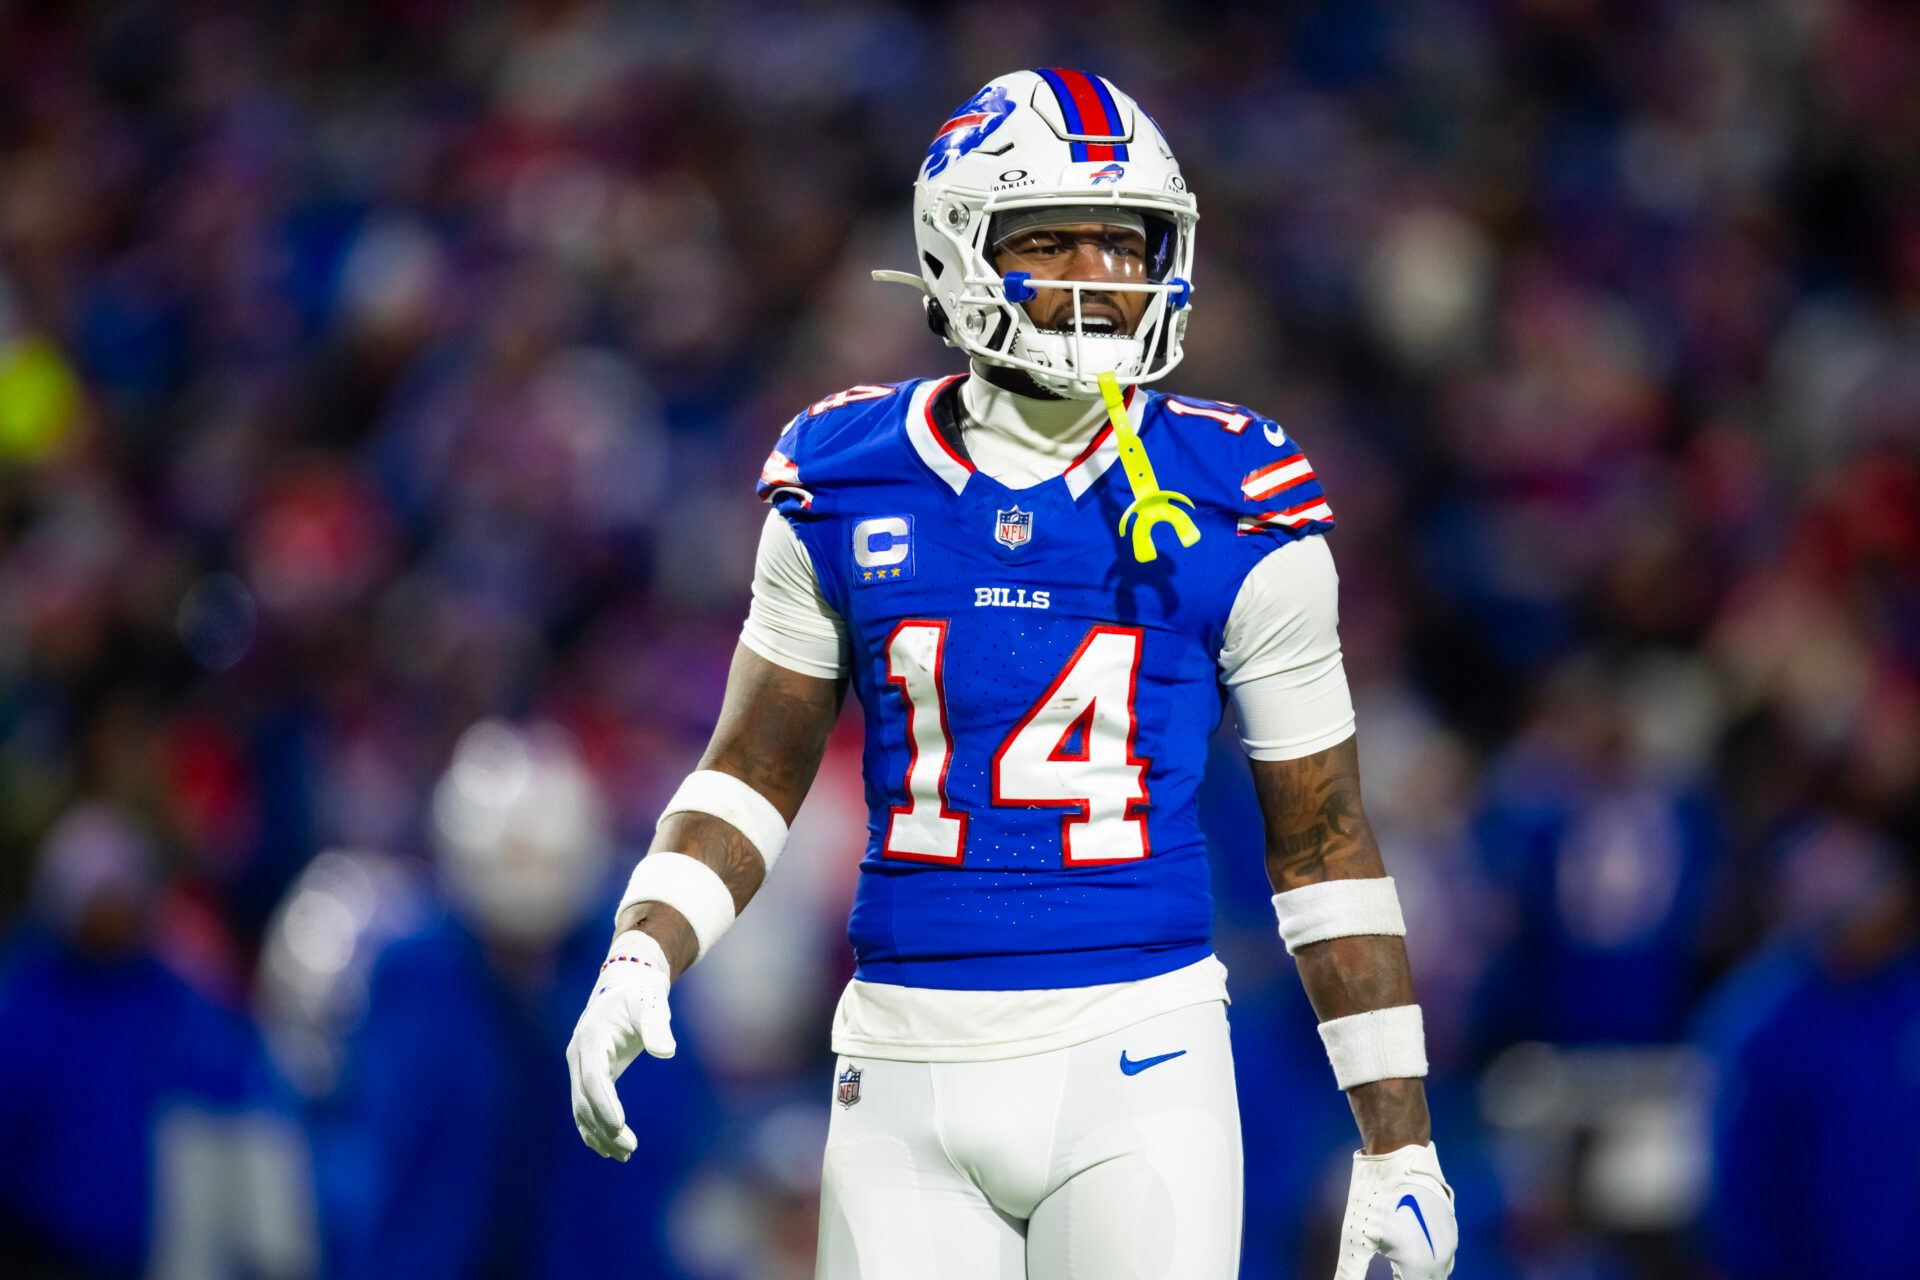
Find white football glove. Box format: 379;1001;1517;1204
1332;1141;1457;1279
566;929;678;1161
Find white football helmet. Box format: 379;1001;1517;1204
875;69;1199;399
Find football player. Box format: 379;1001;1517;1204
568;69;1457;1279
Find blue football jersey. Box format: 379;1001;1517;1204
758;375;1334;990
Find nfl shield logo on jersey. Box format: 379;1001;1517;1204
996;506;1034;550
836;1064;863;1109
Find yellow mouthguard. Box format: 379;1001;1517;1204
1098;372;1200;563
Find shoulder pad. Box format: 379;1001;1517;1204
755;382;913;514
1156;392;1334;540
802;384;900;418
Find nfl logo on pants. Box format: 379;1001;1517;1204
837;1064;862;1109
996;506;1033;550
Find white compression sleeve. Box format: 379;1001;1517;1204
739;510;849;679
1218;536;1357;760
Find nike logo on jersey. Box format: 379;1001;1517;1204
1118;1049;1186;1075
973;586;1050;609
1395;1193;1435;1254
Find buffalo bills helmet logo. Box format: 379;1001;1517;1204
1089;162;1126;185
924;85;1016;178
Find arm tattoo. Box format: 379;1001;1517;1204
701;652;845;808
1251;733;1431;1150
1251;736;1380;890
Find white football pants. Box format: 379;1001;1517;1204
815;1000;1242;1279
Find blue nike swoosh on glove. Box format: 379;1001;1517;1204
1396;1193;1435;1254
1118;1049;1187;1075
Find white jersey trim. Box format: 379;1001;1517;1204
1062;417;1125;501
901;374;973;494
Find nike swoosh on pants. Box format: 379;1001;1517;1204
1118;1049;1187;1076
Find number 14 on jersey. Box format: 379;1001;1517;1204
883;621;1151;866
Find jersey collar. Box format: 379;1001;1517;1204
903;374;974;493
902;373;1137;500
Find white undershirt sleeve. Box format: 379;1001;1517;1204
1217;535;1357;760
739;510;850;680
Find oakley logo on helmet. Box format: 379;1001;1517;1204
924;85;1016;179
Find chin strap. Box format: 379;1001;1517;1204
1098;371;1200;563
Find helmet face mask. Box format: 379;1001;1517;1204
898;70;1199;399
989;210;1152;298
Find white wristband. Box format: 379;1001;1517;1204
1317;1004;1429;1089
1272;877;1406;954
660;769;789;873
617;852;737;961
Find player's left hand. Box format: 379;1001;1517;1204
1332;1140;1457;1279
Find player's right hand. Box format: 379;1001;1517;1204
567;929;677;1161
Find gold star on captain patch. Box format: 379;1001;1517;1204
862;570;873;581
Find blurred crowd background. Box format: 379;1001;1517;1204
2;1;1917;1277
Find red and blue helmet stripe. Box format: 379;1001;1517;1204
1035;68;1131;163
